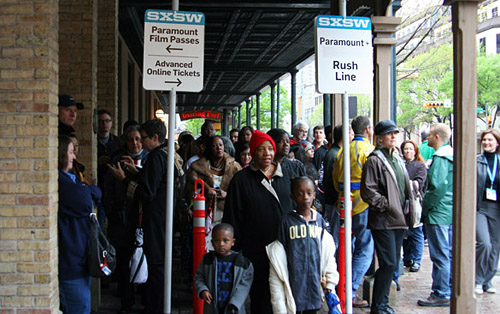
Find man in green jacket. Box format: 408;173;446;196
417;123;453;307
419;129;436;162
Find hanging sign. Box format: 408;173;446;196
143;9;205;92
315;16;373;94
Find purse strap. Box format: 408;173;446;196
138;202;143;228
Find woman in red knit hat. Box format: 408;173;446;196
223;130;294;314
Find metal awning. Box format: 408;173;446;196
119;0;392;112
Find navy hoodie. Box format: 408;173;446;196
58;170;101;280
277;210;327;311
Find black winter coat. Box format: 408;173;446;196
222;163;294;256
123;143;178;264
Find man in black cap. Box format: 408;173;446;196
58;94;83;135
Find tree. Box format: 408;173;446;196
239;85;292;132
397;43;454;137
476;52;500;126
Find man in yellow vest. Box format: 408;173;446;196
333;115;375;308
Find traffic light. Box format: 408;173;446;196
423;101;444;108
487;116;492;128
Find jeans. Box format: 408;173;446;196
351;209;374;294
372;229;405;312
426;224;453;300
476;205;500;288
325;204;339;247
403;225;424;265
330;208;374;294
59;276;91;314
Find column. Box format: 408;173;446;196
276;79;281;128
332;94;343;126
238;106;241;128
270;83;276;129
371;16;401;124
97;0;119;132
323;94;331;126
291;70;297;133
256;93;261;130
232;109;237;130
445;1;481;312
0;1;60;311
222;109;228;136
246;99;251;126
59;0;98;180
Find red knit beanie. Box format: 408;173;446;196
249;130;276;155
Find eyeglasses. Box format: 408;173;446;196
140;135;151;140
298;129;308;133
98;119;112;124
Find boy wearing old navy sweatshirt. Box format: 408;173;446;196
267;176;339;314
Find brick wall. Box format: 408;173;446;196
0;0;60;312
98;0;119;134
59;0;98;181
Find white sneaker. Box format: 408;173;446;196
475;285;483;295
485;287;496;294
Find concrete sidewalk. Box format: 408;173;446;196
96;239;500;314
354;246;500;314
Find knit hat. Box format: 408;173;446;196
300;140;314;152
249;130;276;155
374;120;399;136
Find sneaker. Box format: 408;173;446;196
417;295;450;307
410;263;420;272
485;287;496;294
475;284;484;295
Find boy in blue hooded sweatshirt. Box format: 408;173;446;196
267;176;339;314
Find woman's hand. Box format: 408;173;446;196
120;156;139;175
215;189;227;199
107;163;126;181
207;186;217;198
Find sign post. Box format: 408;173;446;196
315;12;372;314
143;6;204;314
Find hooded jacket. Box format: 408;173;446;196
266;211;339;314
422;144;453;225
194;250;254;314
361;149;411;230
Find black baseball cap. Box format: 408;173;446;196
374;120;399;136
58;94;84;109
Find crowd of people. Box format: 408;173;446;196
56;93;499;314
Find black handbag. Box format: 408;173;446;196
88;213;117;278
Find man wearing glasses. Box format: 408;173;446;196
97;109;122;221
290;121;309;145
